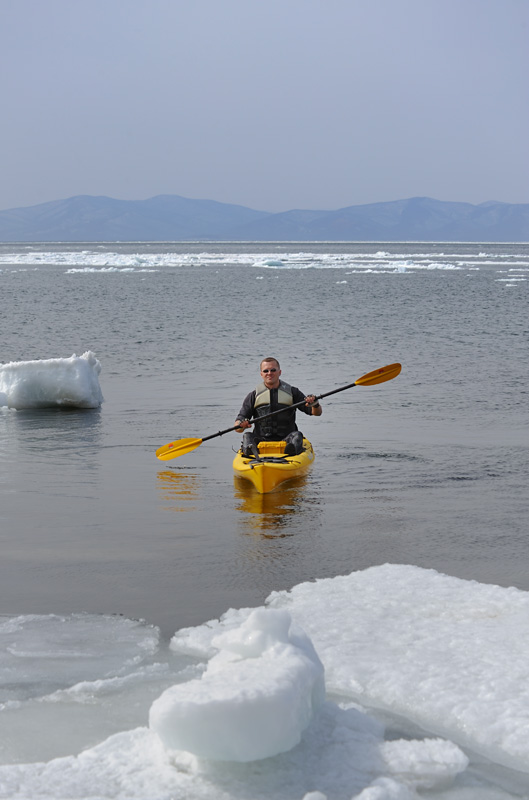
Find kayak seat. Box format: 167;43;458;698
257;441;287;456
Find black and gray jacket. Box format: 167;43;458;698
236;380;311;440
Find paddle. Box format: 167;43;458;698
156;362;401;461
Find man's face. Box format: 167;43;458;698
260;361;281;389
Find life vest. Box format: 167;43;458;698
253;380;297;439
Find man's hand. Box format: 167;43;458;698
234;419;252;432
305;395;322;416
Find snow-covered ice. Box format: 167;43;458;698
150;608;325;761
1;565;529;799
0;351;103;409
180;565;529;773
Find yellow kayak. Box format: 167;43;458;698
233;438;315;494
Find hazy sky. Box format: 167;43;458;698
1;0;528;212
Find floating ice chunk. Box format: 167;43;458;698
353;777;414;799
379;738;468;790
150;608;325;761
0;351;104;409
267;564;529;773
170;605;255;659
264;259;285;267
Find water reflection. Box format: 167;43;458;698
8;405;101;433
1;408;104;504
234;476;313;537
157;469;201;512
1;407;102;462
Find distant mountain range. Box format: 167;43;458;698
0;194;528;242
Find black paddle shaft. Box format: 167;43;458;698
202;381;357;443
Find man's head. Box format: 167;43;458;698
260;357;281;389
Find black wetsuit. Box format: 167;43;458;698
236;380;312;455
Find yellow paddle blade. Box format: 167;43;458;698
355;362;402;387
156;437;203;461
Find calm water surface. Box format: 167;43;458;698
1;242;527;637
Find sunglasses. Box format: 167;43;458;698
262;368;277;373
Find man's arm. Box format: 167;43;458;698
234;391;255;431
293;388;322;417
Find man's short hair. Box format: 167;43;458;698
260;357;280;370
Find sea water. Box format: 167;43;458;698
0;242;528;798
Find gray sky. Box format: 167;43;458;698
1;0;528;212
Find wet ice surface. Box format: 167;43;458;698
2;566;529;799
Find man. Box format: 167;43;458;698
235;357;322;457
